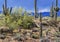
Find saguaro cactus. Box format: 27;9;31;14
40;12;42;37
5;0;7;9
3;0;7;16
54;0;59;21
34;0;38;19
50;2;54;20
3;0;12;16
3;0;12;26
10;7;12;14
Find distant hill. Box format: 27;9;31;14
0;11;2;14
41;12;50;17
0;11;60;17
31;12;60;17
31;12;50;17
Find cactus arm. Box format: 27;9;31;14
10;7;12;14
50;1;54;18
56;0;58;7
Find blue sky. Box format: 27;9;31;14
0;0;60;12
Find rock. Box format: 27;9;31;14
25;39;40;42
25;36;31;40
26;30;32;33
0;34;6;39
13;29;19;33
32;28;39;32
31;34;39;39
26;33;31;36
13;33;25;41
40;38;50;42
25;33;31;40
18;37;25;41
3;38;9;42
23;31;27;35
0;27;13;34
0;39;3;42
21;29;25;33
10;40;18;42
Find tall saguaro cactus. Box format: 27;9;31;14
5;0;7;9
40;12;42;37
50;2;54;20
3;0;12;26
54;0;59;21
56;0;58;7
3;0;12;16
34;0;38;19
3;0;7;16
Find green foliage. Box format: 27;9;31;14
1;7;34;29
0;14;5;26
22;11;33;29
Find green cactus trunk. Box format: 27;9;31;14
40;13;42;37
34;0;38;19
2;0;12;26
55;0;58;21
50;2;54;20
54;11;57;21
54;0;58;21
56;0;58;7
4;0;7;26
5;0;7;9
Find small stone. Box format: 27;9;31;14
40;39;50;42
18;37;25;41
0;39;3;42
0;34;6;39
31;34;39;39
32;28;39;32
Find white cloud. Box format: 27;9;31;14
26;8;50;13
38;8;50;12
26;10;34;13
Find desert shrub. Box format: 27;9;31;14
0;14;5;26
21;11;33;29
4;8;34;30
